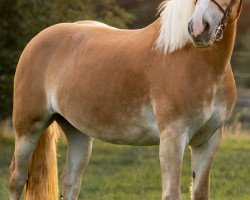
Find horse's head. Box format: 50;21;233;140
188;0;242;48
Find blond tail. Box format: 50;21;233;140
25;122;59;200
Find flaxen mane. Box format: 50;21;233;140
156;0;195;53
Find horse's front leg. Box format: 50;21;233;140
190;129;222;200
159;123;187;200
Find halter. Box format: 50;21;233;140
195;0;240;42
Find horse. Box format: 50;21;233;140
9;0;242;199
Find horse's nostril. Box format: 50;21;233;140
188;21;193;35
203;21;210;33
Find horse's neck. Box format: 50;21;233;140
201;23;237;75
218;23;237;60
142;19;236;77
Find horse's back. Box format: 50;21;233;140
75;20;118;29
13;21;129;101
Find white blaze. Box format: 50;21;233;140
191;0;210;36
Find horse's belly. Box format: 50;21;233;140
69;106;160;146
93;119;160;146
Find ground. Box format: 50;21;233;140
0;134;250;200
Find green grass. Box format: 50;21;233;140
1;134;250;199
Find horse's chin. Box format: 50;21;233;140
193;43;210;48
189;34;213;49
192;41;211;49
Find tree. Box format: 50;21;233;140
118;0;161;28
0;0;22;120
233;29;250;88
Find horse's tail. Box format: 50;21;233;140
24;122;59;200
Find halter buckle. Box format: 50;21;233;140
213;24;224;42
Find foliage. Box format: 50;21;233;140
1;135;250;199
0;0;134;120
233;29;250;87
239;30;250;69
0;0;21;120
118;0;161;28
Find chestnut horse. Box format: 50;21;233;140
9;0;242;199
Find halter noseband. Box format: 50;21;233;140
195;0;239;42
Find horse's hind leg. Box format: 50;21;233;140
190;129;222;200
57;118;93;200
9;124;45;200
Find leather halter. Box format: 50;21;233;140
195;0;240;42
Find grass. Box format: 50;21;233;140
0;134;250;200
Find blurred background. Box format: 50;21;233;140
0;1;250;199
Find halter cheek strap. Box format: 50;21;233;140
219;0;237;26
211;0;227;14
213;0;237;41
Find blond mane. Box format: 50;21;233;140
156;0;195;53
